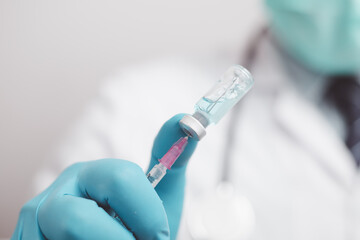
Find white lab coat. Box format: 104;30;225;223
37;36;360;240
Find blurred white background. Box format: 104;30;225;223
0;0;264;237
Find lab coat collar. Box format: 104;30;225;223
252;33;357;188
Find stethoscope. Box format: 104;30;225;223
186;27;269;240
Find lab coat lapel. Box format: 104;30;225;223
273;88;357;188
251;33;356;187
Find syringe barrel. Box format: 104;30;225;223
147;163;167;187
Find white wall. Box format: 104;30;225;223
0;0;265;237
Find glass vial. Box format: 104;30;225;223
180;65;254;140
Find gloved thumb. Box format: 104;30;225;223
147;113;197;239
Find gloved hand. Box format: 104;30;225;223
12;114;197;240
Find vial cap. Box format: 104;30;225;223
179;114;206;141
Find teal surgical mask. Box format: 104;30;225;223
265;0;360;74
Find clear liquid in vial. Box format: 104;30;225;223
194;65;254;124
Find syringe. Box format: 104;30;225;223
147;136;188;187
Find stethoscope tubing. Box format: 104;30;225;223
220;26;269;183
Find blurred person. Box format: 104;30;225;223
11;0;360;240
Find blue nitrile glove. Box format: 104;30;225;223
12;114;197;240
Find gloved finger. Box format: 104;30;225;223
11;195;47;240
147;114;198;237
77;159;170;240
38;194;135;240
